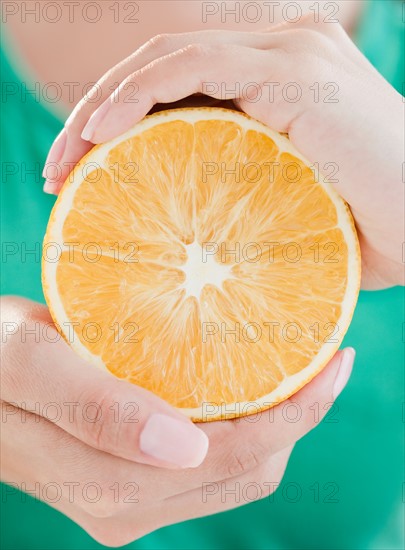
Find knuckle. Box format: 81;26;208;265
255;447;294;495
146;33;173;51
85;492;117;520
182;42;212;59
258;475;279;498
256;462;285;493
65;89;105;131
85;478;141;519
85;519;149;547
78;388;121;452
224;444;267;477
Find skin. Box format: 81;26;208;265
44;20;403;290
1;296;354;547
1;1;403;546
5;1;364;109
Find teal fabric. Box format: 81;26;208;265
1;1;404;548
355;0;404;89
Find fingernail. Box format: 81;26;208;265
140;414;209;468
332;347;355;400
42;130;67;177
81;99;111;142
43;163;60;194
43;180;59;195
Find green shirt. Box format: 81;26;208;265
1;1;404;548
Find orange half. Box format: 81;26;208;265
42;108;361;421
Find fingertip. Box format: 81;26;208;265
139;413;209;469
42;129;67;177
43;179;59;195
81;99;111;142
332;347;355;400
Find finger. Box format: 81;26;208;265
2;399;290;547
14;493;156;549
1;300;355;512
1;296;208;469
80;43;280;143
1;398;207;508
4;399;289;546
0;296;355;487
201;348;355;476
161;445;294;523
123;348;354;494
0;401;159;547
30;446;293;547
43;30;279;195
81;19;370;145
2;396;281;510
44;23;362;194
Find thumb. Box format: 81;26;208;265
1;296;209;469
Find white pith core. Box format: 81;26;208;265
181;241;233;299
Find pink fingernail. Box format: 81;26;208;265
43;163;60;193
81;99;111;142
42;130;67;178
43;180;59;195
332;347;355;400
140;414;209;468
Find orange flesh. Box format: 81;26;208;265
54;118;349;409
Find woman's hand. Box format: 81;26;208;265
1;295;353;547
42;20;404;290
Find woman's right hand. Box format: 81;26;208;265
44;23;404;290
1;295;354;547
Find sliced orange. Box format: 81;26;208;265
42;108;360;421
